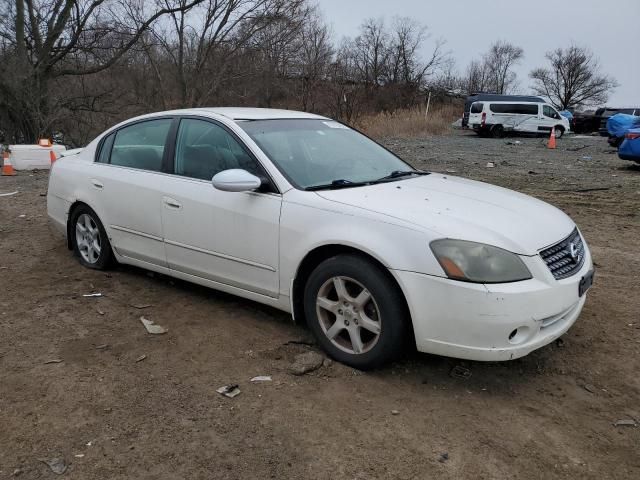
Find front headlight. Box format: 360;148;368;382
430;239;532;283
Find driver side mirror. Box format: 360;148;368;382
211;169;262;192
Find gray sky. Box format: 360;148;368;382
318;0;640;107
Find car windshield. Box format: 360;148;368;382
239;119;416;189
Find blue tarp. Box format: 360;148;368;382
607;113;640;137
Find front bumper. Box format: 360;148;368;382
392;249;593;361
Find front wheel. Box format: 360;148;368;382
303;254;409;369
554;126;564;138
70;205;114;270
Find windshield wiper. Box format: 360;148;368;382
305;179;369;191
374;170;430;182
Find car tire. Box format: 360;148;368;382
491;125;504;138
303;254;409;370
554;126;564;138
70;205;114;270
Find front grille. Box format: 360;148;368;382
540;228;585;280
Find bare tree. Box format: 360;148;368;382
483;40;523;94
461;59;491;94
0;0;204;142
296;12;333;111
530;45;617;110
353;18;388;86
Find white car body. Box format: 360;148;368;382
468;101;571;136
47;108;593;362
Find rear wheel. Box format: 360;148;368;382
70;205;113;270
491;125;504;138
303;254;408;369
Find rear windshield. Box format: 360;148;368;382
489;103;538;115
603;108;635;116
470;102;483;114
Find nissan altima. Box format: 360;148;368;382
47;108;594;369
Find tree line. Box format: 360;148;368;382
0;0;617;145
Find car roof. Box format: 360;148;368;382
145;107;329;121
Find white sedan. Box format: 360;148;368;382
47;108;594;369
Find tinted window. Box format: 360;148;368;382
543;105;561;119
174;118;263;181
490;103;538;115
96;133;114;163
110;119;172;171
470;102;483;114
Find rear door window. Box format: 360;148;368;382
470;103;483;114
110;119;172;172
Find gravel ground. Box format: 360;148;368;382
0;130;638;479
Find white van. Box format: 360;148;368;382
468;101;570;138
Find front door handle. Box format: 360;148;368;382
163;197;182;209
91;179;104;189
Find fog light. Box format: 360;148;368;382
508;326;530;345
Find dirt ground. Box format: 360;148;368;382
1;130;639;479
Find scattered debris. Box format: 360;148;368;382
85;440;94;447
505;140;521;145
583;383;597;394
74;454;85;458
140;316;167;335
528;170;539;175
486;162;495;168
44;359;63;364
289;351;325;376
284;337;315;347
581;155;592;160
217;384;241;398
131;303;153;309
250;375;272;382
0;191;18;197
40;457;67;475
566;145;590;151
82;293;103;298
96;309;105;315
135;354;147;362
438;452;449;463
18;214;26;218
445;169;457;173
95;344;108;350
322;358;333;368
555;338;565;348
12;468;22;476
613;419;637;427
391;410;399;415
450;365;472;380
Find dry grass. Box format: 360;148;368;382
356;104;461;139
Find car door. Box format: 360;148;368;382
540;104;561;133
161;117;281;297
89;117;174;266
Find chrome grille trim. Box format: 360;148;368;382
539;228;585;280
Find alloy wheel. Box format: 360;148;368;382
315;276;382;354
75;213;102;264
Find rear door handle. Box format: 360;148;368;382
163;197;182;209
90;179;104;189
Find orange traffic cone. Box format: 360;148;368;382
1;151;16;176
50;150;57;165
547;128;556;149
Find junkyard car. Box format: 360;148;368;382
47;108;594;368
618;128;640;163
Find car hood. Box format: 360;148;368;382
315;173;575;255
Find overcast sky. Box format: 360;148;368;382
318;0;640;107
